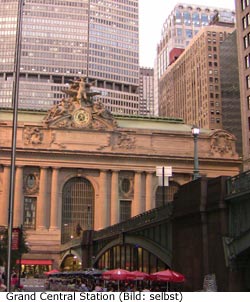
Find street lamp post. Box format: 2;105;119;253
191;126;200;180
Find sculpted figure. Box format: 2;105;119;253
93;101;113;119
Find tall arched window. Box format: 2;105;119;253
155;181;180;208
61;177;94;244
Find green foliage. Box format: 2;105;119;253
0;227;30;268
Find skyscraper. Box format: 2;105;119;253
158;25;235;130
0;0;139;115
156;3;235;78
139;67;154;116
154;3;235;115
235;0;250;171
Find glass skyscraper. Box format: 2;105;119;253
0;0;139;114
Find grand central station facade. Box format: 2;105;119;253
0;79;241;275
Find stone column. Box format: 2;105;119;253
145;172;154;211
14;166;24;227
133;171;143;216
110;170;119;225
97;170;109;229
50;167;60;230
37;166;49;230
1;165;10;226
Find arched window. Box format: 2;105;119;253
61;177;94;244
155;181;180;207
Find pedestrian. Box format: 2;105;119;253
11;273;18;291
0;279;6;292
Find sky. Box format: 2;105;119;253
139;0;236;68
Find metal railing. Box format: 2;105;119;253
94;203;173;240
226;170;250;196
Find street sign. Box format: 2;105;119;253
156;166;172;177
156;166;172;187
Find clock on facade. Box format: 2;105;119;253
73;109;91;127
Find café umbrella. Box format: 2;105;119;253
102;268;133;280
150;269;185;291
102;269;133;290
128;271;149;280
44;269;60;276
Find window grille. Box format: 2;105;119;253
23;197;37;229
120;200;131;222
61;177;94;244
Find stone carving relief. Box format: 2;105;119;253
210;130;236;157
24;127;43;145
115;133;136;150
119;176;134;199
43;77;117;131
50;131;66;149
23;170;40;195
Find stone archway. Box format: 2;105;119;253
61;177;94;244
93;235;172;272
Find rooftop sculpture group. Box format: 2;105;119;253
44;77;117;130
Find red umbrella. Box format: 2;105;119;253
128;271;149;280
150;269;185;282
44;269;60;276
102;268;133;281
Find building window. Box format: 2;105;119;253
61;177;94;244
244;35;249;48
245;55;250;68
243;16;247;29
242;0;246;10
120;200;131;222
23;197;36;229
247;95;250;109
247;75;250;88
186;29;193;38
121;178;131;194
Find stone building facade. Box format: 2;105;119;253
0;81;241;272
158;25;235;130
235;0;250;170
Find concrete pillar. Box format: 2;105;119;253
1;165;10;226
96;170;109;229
50;167;60;230
146;172;154;211
37;166;49;230
110;170;119;224
14;166;24;227
133;171;143;216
